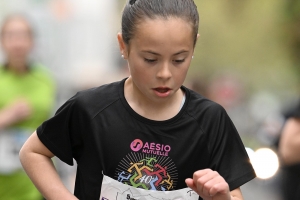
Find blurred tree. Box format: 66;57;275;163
285;0;300;73
188;0;298;102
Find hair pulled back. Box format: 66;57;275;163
121;0;199;46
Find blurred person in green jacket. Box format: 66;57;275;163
0;14;55;200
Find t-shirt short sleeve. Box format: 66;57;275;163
37;93;84;165
203;103;256;190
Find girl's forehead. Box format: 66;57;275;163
129;17;194;52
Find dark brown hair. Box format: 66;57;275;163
121;0;199;46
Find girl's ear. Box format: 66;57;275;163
196;33;200;42
117;33;128;59
192;33;200;56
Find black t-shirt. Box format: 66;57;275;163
37;78;256;200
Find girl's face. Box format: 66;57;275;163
119;17;196;104
1;18;33;62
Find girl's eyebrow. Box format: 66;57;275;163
174;50;189;55
141;50;189;56
141;50;160;55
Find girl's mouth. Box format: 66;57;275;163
155;88;170;93
153;87;171;97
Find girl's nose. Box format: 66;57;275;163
156;62;172;80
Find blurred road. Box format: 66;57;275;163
241;176;282;200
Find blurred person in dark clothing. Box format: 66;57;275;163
0;14;55;200
278;103;300;199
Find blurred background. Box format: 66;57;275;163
1;0;300;199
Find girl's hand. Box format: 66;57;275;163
185;169;231;200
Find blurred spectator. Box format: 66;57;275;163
205;73;257;139
0;14;55;199
277;101;300;199
206;73;244;111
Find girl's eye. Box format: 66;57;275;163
144;58;157;63
174;59;185;63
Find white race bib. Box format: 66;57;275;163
100;175;199;200
0;129;31;174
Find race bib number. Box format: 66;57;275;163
0;129;31;174
100;175;199;200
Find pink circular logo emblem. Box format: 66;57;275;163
130;139;143;152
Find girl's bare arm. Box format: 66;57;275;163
19;131;78;200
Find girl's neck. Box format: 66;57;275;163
124;77;185;121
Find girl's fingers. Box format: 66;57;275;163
186;169;230;199
209;181;229;197
185;178;197;191
198;175;221;197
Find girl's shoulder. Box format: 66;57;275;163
184;86;228;121
186;87;225;112
76;80;122;100
70;80;123;111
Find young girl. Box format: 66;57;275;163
20;0;256;199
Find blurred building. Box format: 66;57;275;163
0;0;120;105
